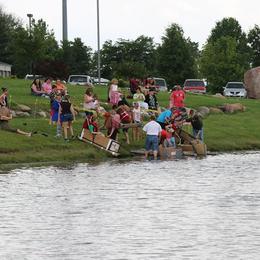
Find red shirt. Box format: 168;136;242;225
170;90;185;108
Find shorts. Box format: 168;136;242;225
61;113;73;122
145;135;159;151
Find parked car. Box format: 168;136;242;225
25;74;44;80
67;75;93;86
223;82;247;98
183;79;206;94
149;77;168;92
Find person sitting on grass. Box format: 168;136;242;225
59;95;75;142
42;78;52;95
133;87;148;109
144;88;158;110
84;88;99;115
0;106;31;137
31;78;46;97
0;87;9;107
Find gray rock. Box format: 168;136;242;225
37;111;47;118
197;106;210;118
213;93;226;99
17;104;31;112
15;111;30;117
209;107;223;114
10;110;17;117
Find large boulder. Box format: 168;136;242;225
244;67;260;98
209;107;223;114
17;104;31;112
220;103;246;113
197;106;210;118
15;111;31;117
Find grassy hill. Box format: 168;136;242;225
1;78;260;166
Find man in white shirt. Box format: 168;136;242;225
143;115;162;160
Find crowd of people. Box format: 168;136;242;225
0;77;204;159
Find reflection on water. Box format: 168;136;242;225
0;153;260;259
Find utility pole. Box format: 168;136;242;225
27;13;33;37
62;0;68;41
27;13;33;74
97;0;101;85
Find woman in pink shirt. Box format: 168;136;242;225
42;78;52;95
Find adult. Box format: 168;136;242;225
59;95;75;141
170;85;185;108
31;78;45;96
129;78;139;95
0;87;8;107
42;78;52;95
156;107;175;129
144;88;158;110
143;115;162;160
186;110;204;142
0;106;31;136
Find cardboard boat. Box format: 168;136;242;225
131;146;183;160
79;129;120;156
175;129;207;156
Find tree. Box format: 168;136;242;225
58;38;92;76
10;19;59;77
200;37;246;92
98;36;156;79
200;17;250;92
248;25;260;67
156;23;199;86
0;6;20;64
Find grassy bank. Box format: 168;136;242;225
1;78;260;165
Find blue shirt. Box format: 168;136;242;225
156;110;172;123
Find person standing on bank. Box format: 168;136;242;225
186;110;204;142
143;115;162;160
59;95;75;141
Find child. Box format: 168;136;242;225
51;93;62;137
132;102;142;141
59;95;75;141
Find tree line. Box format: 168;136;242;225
0;6;260;93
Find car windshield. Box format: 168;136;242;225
69;76;88;82
184;80;205;87
154;79;166;86
226;83;245;89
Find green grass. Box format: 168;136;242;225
1;78;260;166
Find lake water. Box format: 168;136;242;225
0;152;260;259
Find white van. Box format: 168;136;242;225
67;75;93;86
148;77;168;92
